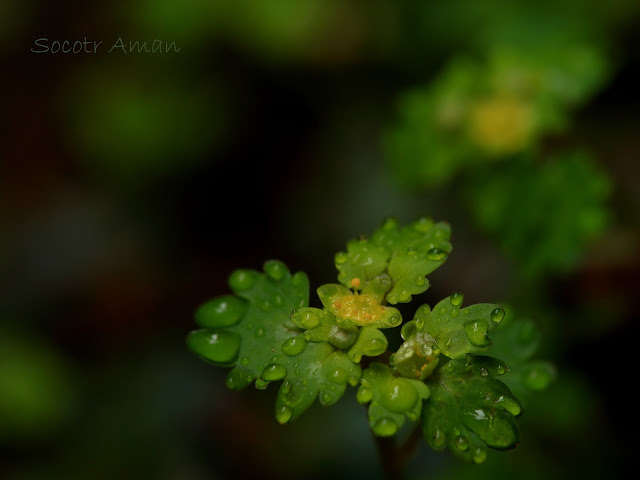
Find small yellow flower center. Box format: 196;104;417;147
468;95;534;154
332;293;385;325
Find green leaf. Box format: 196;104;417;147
187;260;309;390
357;363;430;437
291;307;359;350
347;326;388;363
422;357;520;463
188;261;362;424
413;294;505;359
274;342;361;424
334;218;452;305
487;306;556;400
466;152;610;276
335;240;389;288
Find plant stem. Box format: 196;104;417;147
373;424;424;480
374;434;406;480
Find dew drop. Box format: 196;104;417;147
255;378;269;390
357;387;373;405
187;330;241;364
416;276;426;287
449;292;464;306
373;418;398;437
291;309;321;329
399;291;411;302
240;357;249;365
401;321;417;340
497;364;506;375
282;336;308;356
439;307;447;315
195;295;247;328
276;405;292;424
465;319;489;347
329;367;348;384
320;391;334;405
426;248;448;261
455;435;469;451
382;379;418;413
259;300;271;311
473;447;487;463
451;308;459;317
334;252;348;265
256;328;265;337
432;427;445;448
261;363;287;382
228;269;256;292
264;260;287;281
480;367;489;376
491;306;505;324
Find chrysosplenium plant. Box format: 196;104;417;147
188;218;541;464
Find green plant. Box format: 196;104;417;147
187;218;552;477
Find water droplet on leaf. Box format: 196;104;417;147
264;260;287;280
373;418;398;437
426;248;448;261
195;295;247;328
261;363;287;382
276;405;292;424
187;330;241;364
449;292;463;306
229;269;256;292
281;336;307;356
491;306;505;324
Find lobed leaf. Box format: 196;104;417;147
412;293;505;359
274;342;361;424
334;218;452;305
357;363;430;437
187;260;309;390
487;307;556;400
422;356;520;463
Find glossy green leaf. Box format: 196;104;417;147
274;342;360;423
334;217;452;304
422;357;520;463
488;306;556;400
413;294;504;359
357;363;430;437
187;260;309;389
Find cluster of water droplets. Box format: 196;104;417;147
357;363;430;437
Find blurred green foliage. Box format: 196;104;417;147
466;152;611;276
0;329;75;442
385;43;609;188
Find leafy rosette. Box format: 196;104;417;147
291;273;400;364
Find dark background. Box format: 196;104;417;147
1;1;639;479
